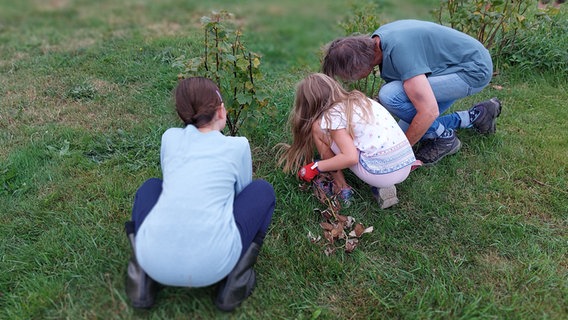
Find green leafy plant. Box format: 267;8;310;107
176;11;269;136
497;10;568;73
433;0;567;73
0;165;28;196
338;1;383;36
68;81;96;101
432;0;532;55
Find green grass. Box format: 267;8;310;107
1;0;567;319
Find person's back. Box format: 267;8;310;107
282;73;416;209
124;77;275;312
136;125;251;287
374;19;492;88
321;97;415;174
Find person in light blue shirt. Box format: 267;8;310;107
323;19;502;166
124;77;275;312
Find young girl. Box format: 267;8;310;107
125;77;275;312
280;73;417;209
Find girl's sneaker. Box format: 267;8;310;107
339;187;353;208
371;185;399;209
313;175;334;196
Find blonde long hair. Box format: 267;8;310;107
278;73;373;173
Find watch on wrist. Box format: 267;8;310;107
311;161;319;172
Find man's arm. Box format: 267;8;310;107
402;74;439;146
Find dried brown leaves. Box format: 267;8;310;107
304;173;373;256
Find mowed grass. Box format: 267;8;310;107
1;0;566;319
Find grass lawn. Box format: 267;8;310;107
1;0;566;319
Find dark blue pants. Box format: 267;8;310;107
130;178;275;256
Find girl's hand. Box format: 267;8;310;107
298;162;319;182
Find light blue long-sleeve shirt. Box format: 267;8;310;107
136;125;252;287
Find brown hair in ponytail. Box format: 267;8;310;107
175;77;223;127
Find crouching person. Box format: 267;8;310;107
124;77;276;312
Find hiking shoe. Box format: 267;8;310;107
339;187;353;208
471;97;502;134
371;186;399;209
415;131;462;166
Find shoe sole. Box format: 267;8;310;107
476;98;502;134
379;197;399;209
215;269;257;312
422;138;462;166
377;186;398;209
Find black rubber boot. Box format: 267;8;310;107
214;242;261;312
125;221;158;309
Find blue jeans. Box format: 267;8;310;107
130;178;275;257
378;73;488;140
